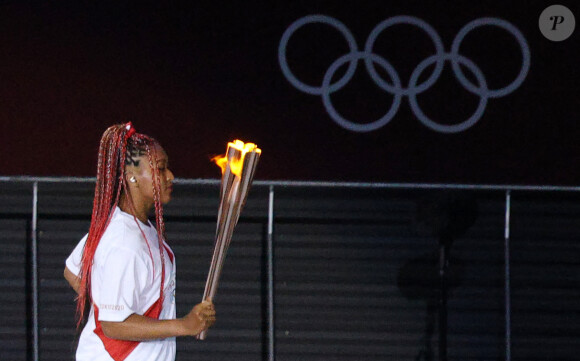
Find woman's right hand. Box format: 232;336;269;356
181;300;216;336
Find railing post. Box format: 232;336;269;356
31;181;40;361
504;190;512;361
267;185;276;361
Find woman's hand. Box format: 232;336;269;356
181;300;216;336
99;301;216;341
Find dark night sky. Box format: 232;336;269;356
0;1;578;185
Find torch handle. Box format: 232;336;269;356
198;177;242;340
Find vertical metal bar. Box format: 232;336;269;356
31;182;39;361
267;185;276;361
504;190;512;361
438;242;448;361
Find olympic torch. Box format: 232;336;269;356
198;140;261;340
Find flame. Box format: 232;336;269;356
211;155;229;174
212;140;261;176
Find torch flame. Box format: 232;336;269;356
212;140;261;176
211;155;229;174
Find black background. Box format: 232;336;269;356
1;0;578;185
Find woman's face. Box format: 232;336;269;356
130;143;175;205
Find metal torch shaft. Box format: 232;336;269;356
199;176;242;340
198;146;261;340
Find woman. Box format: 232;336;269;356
64;123;215;361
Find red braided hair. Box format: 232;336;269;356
76;123;167;328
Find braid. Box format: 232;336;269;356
144;142;167;304
75;123;167;328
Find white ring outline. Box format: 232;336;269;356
408;54;489;133
321;51;403;132
278;15;358;95
450;17;531;98
364;15;445;95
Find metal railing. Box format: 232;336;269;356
3;175;580;361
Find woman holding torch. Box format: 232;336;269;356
64;123;215;361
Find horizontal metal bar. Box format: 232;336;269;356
0;176;98;183
2;175;580;192
250;180;580;192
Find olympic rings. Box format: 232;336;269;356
278;15;531;133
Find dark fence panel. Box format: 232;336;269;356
510;192;580;361
0;182;33;361
273;188;507;361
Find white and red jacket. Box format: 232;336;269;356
66;207;176;361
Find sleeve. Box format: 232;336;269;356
65;233;88;276
94;246;150;322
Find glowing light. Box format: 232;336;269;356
212;139;262;176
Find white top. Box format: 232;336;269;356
66;207;177;361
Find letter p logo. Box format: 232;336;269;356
550;15;565;30
540;5;576;41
